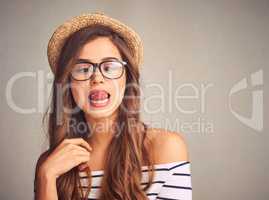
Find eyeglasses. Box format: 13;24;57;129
70;59;127;81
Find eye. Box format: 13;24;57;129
102;61;122;72
73;63;91;73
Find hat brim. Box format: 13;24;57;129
47;12;143;74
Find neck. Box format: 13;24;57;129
84;111;118;149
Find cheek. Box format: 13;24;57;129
110;75;126;103
70;82;88;108
118;76;126;95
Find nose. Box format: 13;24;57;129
90;67;104;85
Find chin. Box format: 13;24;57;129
86;110;115;119
83;103;120;120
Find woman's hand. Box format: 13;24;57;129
38;138;92;180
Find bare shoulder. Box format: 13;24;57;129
146;127;189;164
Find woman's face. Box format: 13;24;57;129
70;36;126;120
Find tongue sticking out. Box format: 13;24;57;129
89;90;110;108
89;90;110;101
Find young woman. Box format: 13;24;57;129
34;12;192;200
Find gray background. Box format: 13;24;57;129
0;0;268;199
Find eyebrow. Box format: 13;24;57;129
75;57;119;64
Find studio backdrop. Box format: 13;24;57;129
0;0;268;199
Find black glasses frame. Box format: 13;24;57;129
70;59;127;81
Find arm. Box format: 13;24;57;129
34;138;92;200
34;151;58;200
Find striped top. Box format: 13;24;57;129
78;161;192;200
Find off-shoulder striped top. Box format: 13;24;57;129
78;161;192;200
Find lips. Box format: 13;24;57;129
89;90;110;108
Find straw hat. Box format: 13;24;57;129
47;11;143;74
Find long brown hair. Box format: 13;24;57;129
43;25;155;200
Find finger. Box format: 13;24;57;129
73;154;90;166
71;147;91;157
67;138;92;152
69;144;90;154
69;147;90;162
